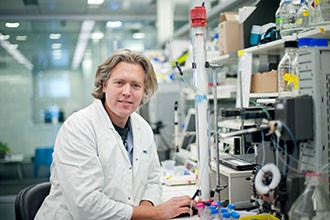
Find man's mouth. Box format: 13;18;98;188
119;100;133;104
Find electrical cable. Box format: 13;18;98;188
270;137;313;173
283;142;288;174
317;162;330;175
261;131;266;166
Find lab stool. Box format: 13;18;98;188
34;147;54;178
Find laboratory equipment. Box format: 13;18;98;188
190;3;211;201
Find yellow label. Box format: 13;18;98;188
320;27;325;33
296;18;302;25
283;73;299;89
315;0;319;5
237;50;245;57
194;168;198;176
303;10;309;17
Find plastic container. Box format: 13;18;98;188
280;0;298;37
275;0;284;32
277;40;299;97
161;160;175;178
196;202;205;219
227;203;236;212
222;211;231;220
231;211;241;219
289;172;330;220
296;0;310;30
314;0;330;26
210;208;220;220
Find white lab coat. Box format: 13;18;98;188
35;99;162;220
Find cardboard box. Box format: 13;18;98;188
250;70;278;93
218;12;244;55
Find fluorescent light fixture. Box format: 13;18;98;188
0;34;10;40
0;32;33;70
72;20;95;70
91;32;104;40
52;49;62;56
16;35;27;41
49;33;61;40
10;44;18;49
106;21;122;28
88;0;104;5
51;43;62;49
52;50;62;60
132;32;145;39
5;22;20;28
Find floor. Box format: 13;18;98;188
0;159;49;220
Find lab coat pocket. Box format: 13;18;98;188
136;150;150;182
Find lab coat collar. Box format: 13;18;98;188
94;99;143;169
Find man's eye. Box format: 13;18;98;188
133;84;141;88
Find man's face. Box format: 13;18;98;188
102;62;145;127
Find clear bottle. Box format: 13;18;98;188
313;0;324;26
296;0;310;31
222;211;231;220
227;203;236;212
280;0;298;37
277;40;299;97
275;0;285;32
289;172;330;220
210;208;220;220
318;0;330;25
196;202;205;219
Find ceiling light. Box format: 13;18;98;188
72;20;95;70
106;21;122;28
132;32;145;39
0;34;10;40
88;0;104;5
91;32;104;40
5;22;20;28
51;43;62;49
10;44;18;49
0;32;33;70
16;36;27;41
49;33;61;40
52;50;62;60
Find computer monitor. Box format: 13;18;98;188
180;108;196;150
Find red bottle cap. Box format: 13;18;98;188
190;6;207;27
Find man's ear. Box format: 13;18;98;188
102;81;106;92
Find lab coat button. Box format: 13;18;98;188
135;158;138;161
128;197;131;200
129;167;132;170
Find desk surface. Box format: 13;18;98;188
0;154;24;163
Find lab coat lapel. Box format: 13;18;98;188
131;116;142;176
95;99;131;164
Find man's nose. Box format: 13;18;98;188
122;84;131;96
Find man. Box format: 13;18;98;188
35;49;195;220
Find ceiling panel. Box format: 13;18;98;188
0;0;190;73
